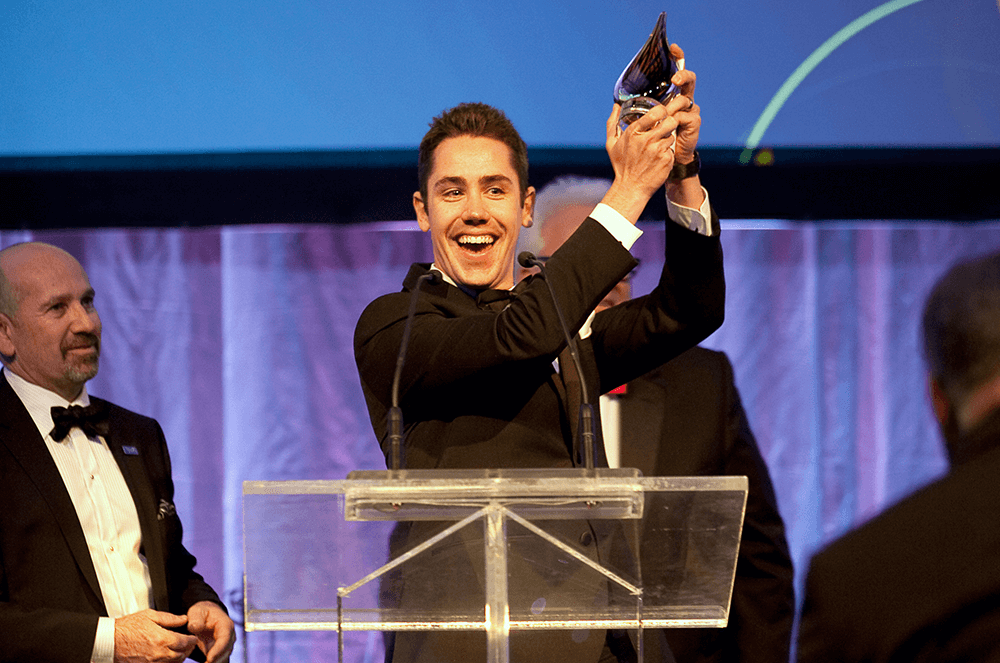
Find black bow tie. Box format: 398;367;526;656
50;402;110;441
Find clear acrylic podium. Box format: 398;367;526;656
243;468;747;663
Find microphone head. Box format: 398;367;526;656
517;251;538;269
423;270;443;286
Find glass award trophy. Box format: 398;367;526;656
613;12;681;131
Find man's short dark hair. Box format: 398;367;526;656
417;102;529;202
922;250;1000;405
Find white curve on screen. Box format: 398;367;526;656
740;0;927;163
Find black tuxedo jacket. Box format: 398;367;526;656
355;215;724;472
0;373;224;663
355;214;723;663
619;347;795;663
797;408;1000;663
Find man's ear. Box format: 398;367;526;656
413;192;430;232
0;313;16;360
521;186;536;228
929;376;950;428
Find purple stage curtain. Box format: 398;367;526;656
4;219;999;662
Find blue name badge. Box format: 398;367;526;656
122;445;139;456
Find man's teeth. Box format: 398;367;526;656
459;236;494;245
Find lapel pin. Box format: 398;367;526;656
158;499;177;520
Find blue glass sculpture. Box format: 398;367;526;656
613;12;681;131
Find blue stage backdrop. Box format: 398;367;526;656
3;0;999;155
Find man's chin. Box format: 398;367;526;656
65;361;99;385
451;262;506;290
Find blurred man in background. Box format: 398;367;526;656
797;250;1000;662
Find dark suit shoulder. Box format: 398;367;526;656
91;397;165;445
635;346;732;391
92;396;158;425
355;266;476;345
812;442;1000;590
626;347;737;442
801;443;1000;662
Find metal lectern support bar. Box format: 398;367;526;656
485;504;511;663
337;508;486;600
505;509;641;596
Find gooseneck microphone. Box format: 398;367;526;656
517;251;597;471
388;270;442;471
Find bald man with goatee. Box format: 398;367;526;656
0;242;234;663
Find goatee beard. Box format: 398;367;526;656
65;358;99;385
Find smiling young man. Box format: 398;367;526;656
414;132;534;291
356;49;723;470
354;47;726;663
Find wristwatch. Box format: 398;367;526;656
668;150;701;182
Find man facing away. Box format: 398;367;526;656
0;242;235;663
355;45;727;663
519;175;795;663
797;250;1000;662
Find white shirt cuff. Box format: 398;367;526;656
666;187;713;236
91;617;115;663
589;203;643;250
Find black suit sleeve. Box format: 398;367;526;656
720;367;796;663
0;380;108;662
591;215;726;394
355;214;725;472
0;598;99;663
356;218;637;408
